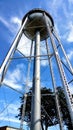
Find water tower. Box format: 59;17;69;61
0;9;73;130
22;9;54;130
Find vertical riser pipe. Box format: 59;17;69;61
31;31;41;130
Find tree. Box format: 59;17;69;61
41;87;58;130
16;87;73;130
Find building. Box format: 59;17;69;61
0;126;19;130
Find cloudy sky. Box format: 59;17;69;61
0;0;73;130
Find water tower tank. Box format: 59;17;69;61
22;9;54;41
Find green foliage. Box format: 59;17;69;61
16;87;73;129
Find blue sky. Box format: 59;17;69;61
0;0;73;130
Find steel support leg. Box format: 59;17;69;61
0;17;28;76
53;28;73;74
46;39;64;130
20;41;33;130
44;13;73;125
31;31;41;130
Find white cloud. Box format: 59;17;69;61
0;16;10;28
41;44;46;55
0;101;20;119
45;0;73;44
10;16;21;33
1;63;32;93
7;64;25;83
3;79;23;90
7;103;20;115
48;0;63;18
54;24;61;37
0;100;27;125
62;49;73;65
67;22;73;42
0;117;28;125
41;60;48;66
26;81;32;89
0;16;13;33
52;0;62;8
3;64;26;90
18;36;49;67
69;84;73;94
67;50;73;60
0;117;20;123
68;0;73;3
59;20;73;42
0;16;21;34
10;17;21;26
40;44;49;66
17;35;32;56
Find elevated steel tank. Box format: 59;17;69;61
22;8;54;41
